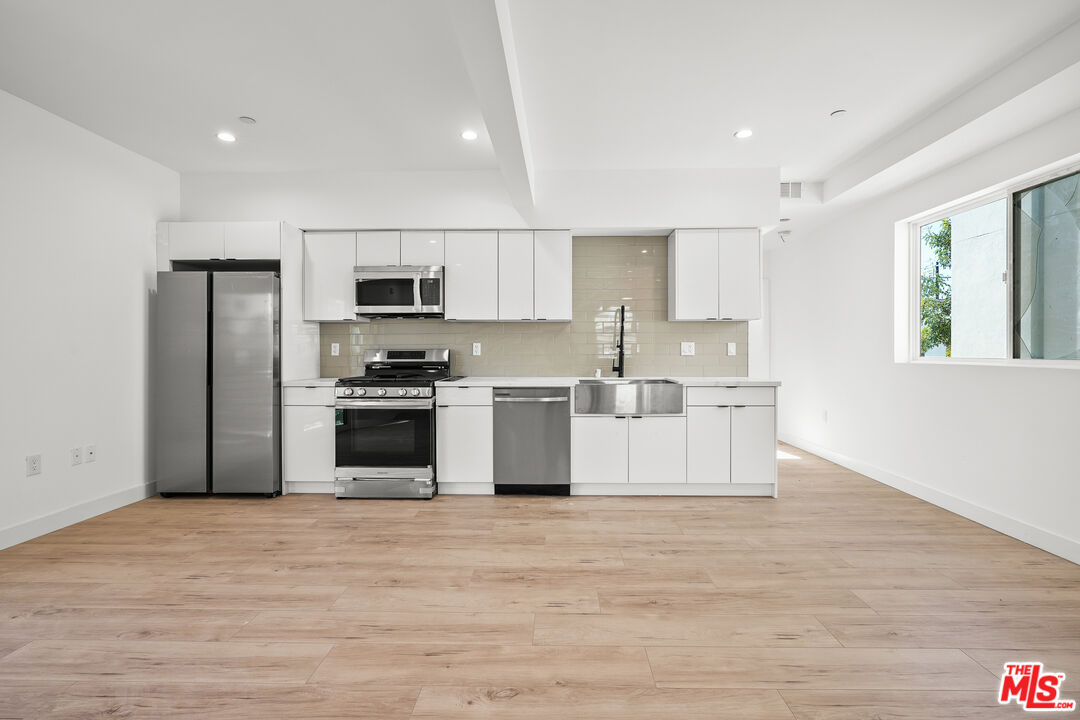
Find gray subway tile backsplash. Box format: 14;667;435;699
319;236;749;378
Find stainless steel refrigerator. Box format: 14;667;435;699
154;271;281;496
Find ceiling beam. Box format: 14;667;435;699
447;0;536;217
823;17;1080;203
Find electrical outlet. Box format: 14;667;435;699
472;342;481;356
85;445;97;463
71;447;82;465
26;454;42;476
727;342;737;356
680;342;695;356
330;343;340;357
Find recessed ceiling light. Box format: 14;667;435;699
461;129;478;141
216;131;236;143
733;128;753;139
780;218;791;222
238;116;257;125
830;109;847;118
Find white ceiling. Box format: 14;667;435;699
0;0;497;172
510;0;1080;179
1;0;1079;189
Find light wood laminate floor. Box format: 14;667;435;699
2;443;1078;718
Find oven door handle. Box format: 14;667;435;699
335;398;434;410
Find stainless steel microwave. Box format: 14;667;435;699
354;266;444;317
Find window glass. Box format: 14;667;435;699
1013;171;1080;360
919;199;1008;357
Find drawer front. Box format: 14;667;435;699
436;386;494;406
686;386;774;407
283;386;335;406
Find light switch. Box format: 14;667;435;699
727;342;737;356
472;342;482;356
680;342;695;356
331;343;340;357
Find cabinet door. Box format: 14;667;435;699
629;416;686;483
730;406;776;483
718;228;761;320
498;230;534;321
444;231;499;320
571;416;628;483
669;229;719;320
283;405;335;486
687;406;731;483
436;405;493;483
356;230;400;266
224;221;280;259
401;231;445;266
534;230;572;321
168;222;225;260
303;232;357;321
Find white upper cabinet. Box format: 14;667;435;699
163;221;280;261
401;231;445;266
355;230;400;266
498;231;534;321
223;221;280;259
718;228;761;320
167;222;226;260
534;230;572;321
668;227;761;321
668;229;720;320
445;231;499;321
303;231;357;322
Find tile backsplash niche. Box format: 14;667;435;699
319;235;749;378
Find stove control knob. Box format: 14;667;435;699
356;388;366;396
343;388;354;396
411;388;421;396
377;388;387;397
398;388;408;396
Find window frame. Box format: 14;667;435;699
897;158;1080;369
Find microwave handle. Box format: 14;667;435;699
414;275;422;313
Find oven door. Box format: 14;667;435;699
334;398;434;476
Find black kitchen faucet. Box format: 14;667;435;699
612;304;626;377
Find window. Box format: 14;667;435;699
918;198;1008;358
904;165;1080;365
1013;171;1080;360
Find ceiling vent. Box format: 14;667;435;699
780;182;802;199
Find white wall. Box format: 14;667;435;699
0;89;179;548
178;167;778;231
769;107;1080;563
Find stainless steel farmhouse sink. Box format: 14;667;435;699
575;378;683;415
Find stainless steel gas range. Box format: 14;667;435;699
333;348;455;499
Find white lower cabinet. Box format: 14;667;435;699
629;416;686;483
571;416;629;483
283;405;335;488
731;406;776;484
436;405;493;484
687;406;731;483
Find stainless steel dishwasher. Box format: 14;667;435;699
493;387;571;495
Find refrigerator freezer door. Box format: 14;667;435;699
212;272;281;494
155;272;209;493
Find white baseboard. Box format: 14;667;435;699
0;482;157;550
781;434;1080;566
572;483;775;496
438;482;495;495
284;481;335;494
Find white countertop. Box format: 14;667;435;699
283;377;338;387
437;376;780;387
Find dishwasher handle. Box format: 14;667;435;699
493;396;569;403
